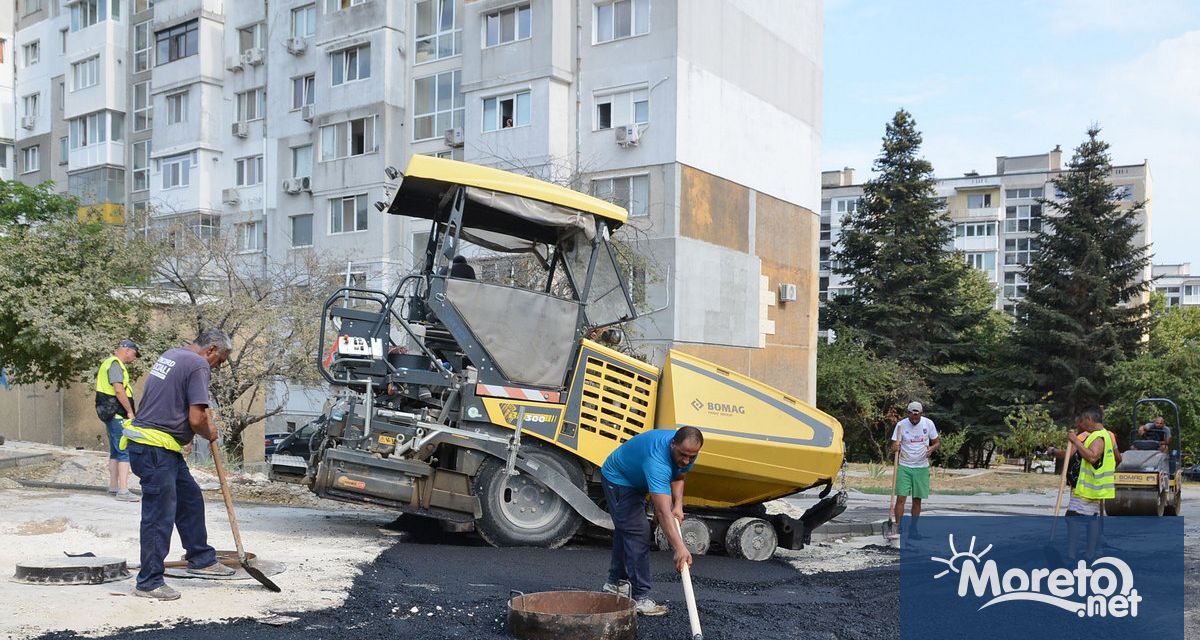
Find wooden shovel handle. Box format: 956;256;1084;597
207;419;248;563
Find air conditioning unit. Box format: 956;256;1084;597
241;48;264;66
444;127;464;148
225;56;243;72
20;116;36;130
222;188;240;205
285;37;308;55
231;121;249;137
282;178;302;194
299;176;312;192
615;124;640;147
778;283;798;303
300;104;315;122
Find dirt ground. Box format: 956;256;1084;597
843;462;1063;494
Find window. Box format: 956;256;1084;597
1004;204;1042;233
835;198;858;215
71;56;99;91
966;193;993;209
161;152;191;189
24;0;43;14
235;155;263;186
238;24;263;54
595;0;649;43
326;0;367;11
320;116;377;161
1005;187;1043;199
156;20;198;65
964;252;996;272
484;5;531;47
134;21;152;71
292;5;316;38
0;144;8;168
292;75;315;109
135;0;152;11
820;215;831;242
592;175;649;217
132;140;151;192
329;194;368;234
1004;238;1039;266
594;87;648;129
331;45;370;85
237;221;263;252
236;88;265;121
165;92;187;124
71;0;108;32
133;82;152;131
1004;271;1028;300
22;93;39;118
412;70;463;140
954;222;996;237
22;41;39;66
292;145;313;178
415;0;460;63
291;214;313;247
483;91;531;132
22;146;40;174
69;112;109;148
58;137;68;163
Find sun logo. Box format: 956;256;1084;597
932;534;993;580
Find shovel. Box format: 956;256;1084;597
886;448;901;539
675;519;703;640
1044;440;1071;565
209;437;282;592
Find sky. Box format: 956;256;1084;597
823;0;1200;266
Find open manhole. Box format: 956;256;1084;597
508;590;635;640
13;557;130;585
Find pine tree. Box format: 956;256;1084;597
826;110;988;384
1008;127;1152;419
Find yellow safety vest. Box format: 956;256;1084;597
1075;429;1115;500
119;422;183;453
95;356;133;399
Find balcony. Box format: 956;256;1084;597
965;206;1001;220
69;141;125;169
953;235;998;252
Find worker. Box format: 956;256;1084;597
121;330;236;600
1138;416;1172;453
1048;428;1121;471
889;401;940;540
95;339;141;502
1063;405;1115;559
599;427;703;616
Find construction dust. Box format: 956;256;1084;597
14;517;71;536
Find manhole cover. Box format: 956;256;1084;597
13;557;130;585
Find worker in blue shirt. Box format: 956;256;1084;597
599;426;703;616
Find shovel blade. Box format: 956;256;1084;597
242;561;282;592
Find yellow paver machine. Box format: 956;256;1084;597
306;156;846;559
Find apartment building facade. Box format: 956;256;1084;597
1153;264;1200;308
820;148;1154;314
2;0;824;449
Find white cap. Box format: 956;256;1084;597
907;401;923;413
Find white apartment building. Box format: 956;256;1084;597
820;148;1154;314
1153;264;1200;308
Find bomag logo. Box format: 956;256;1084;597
693;398;745;415
500;402;557;426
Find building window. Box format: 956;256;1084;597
132;140;151;192
329;194;368;234
967;193;993;209
134;21;152;71
236;88;265;122
1004;238;1039;266
235;155;263;186
22;93;39;118
24;0;44;14
133;82;152;131
292;5;316;38
22;146;40;174
331;45;370;86
71;0;110;32
820;215;831;242
592;174;649;217
965;251;996;273
238;23;263;54
291;214;313;247
1005;187;1043;199
955;222;997;237
412;70;463;140
58;137;68;164
835;198;858;215
161;152;192;189
164;92;188;124
292;145;313;178
484;5;531;47
1004;204;1042;233
415;0;460;63
594;87;648;130
156;20;198;65
135;0;152;12
0;144;8;168
326;0;368;11
69;112;109;149
22;41;39;67
237;221;263;252
1003;271;1028;300
71;56;100;91
292;75;315;110
320;116;377;161
595;0;649;43
483;91;530;132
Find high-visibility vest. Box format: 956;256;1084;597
1075;429;1115;500
95;356;133;399
119;422;183;453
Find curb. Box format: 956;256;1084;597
0;452;54;470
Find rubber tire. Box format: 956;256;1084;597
725;517;778;561
1165;484;1182;516
471;446;585;548
654;517;711;555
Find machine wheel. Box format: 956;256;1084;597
654;517;711;556
471;447;585;548
725;517;778;561
1165;484;1182;516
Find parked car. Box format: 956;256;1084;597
268;416;325;482
1029;458;1055;473
1182;464;1200;482
263;431;291;458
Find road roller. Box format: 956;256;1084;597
1108;398;1182;516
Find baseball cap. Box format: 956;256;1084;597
907;401;923;413
118;339;141;358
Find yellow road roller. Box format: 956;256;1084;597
1108;398;1182;516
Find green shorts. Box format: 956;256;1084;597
896;465;930;499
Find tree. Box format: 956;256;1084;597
1007;127;1153;420
994;404;1059;472
0;180;158;387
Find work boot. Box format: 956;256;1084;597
635;598;668;616
187;562;236;577
134;584;181;601
602;582;631;598
115;491;140;502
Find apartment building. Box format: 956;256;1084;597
1153;264;1200;308
820;148;1154;314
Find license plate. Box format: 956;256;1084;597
378;434;396;446
1115;472;1157;486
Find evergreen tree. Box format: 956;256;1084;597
1008;127;1152;419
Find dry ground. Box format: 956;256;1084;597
843;462;1063;495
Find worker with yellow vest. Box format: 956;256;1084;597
95;339;141;502
122;330;235;601
1063;405;1115;559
